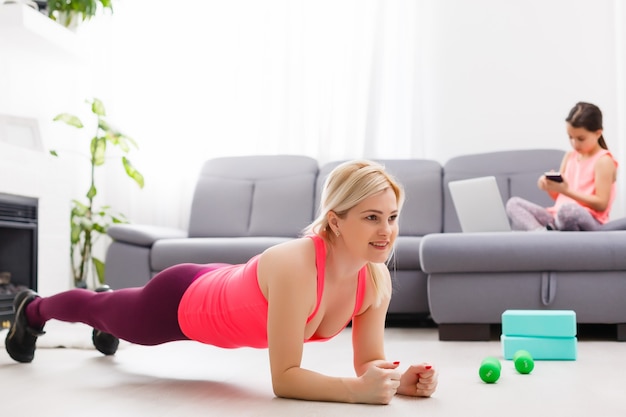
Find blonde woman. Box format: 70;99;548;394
6;159;438;404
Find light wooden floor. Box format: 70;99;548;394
1;321;625;417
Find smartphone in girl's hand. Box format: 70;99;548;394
545;172;563;183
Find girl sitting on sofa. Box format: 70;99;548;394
506;102;619;231
5;159;437;405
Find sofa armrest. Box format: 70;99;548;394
107;224;188;247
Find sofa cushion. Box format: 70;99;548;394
188;155;318;238
420;230;626;273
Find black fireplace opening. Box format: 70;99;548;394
0;192;38;330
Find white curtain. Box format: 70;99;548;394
86;0;426;230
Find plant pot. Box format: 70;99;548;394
54;11;83;32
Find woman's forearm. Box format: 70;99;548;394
271;367;358;403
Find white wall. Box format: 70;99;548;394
421;1;617;158
419;0;625;216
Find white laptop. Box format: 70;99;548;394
448;176;512;232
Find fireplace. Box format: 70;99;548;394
0;192;38;330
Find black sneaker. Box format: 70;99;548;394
92;285;119;356
5;289;45;363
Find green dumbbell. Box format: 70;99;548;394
513;350;534;374
479;357;501;383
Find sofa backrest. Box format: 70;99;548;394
189;155;319;237
442;149;566;232
316;159;444;236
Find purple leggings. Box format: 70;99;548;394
506;196;601;231
26;263;226;346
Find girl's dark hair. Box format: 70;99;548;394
565;102;607;149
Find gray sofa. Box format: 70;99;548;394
104;151;626;338
105;155;442;318
420;150;626;341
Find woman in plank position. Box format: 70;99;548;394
6;159;437;404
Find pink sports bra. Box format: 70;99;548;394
177;235;367;348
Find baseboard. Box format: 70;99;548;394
385;313;436;328
438;323;493;341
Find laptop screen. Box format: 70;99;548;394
448;176;512;232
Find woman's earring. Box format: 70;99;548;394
335;230;340;237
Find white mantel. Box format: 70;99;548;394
0;3;93;295
0;3;79;57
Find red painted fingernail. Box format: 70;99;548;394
393;361;400;365
425;365;432;369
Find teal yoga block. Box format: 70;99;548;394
502;310;576;338
501;335;577;360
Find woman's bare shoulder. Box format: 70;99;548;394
259;237;317;276
257;237;318;297
264;237;315;258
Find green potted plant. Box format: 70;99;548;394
47;0;113;29
52;98;144;288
